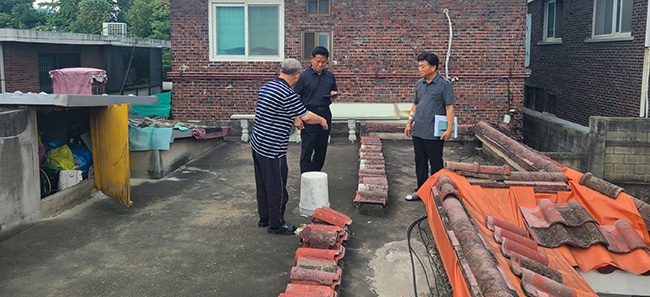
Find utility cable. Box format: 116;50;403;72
408;213;435;297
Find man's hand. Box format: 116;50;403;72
404;123;412;138
441;129;452;140
294;118;304;130
320;118;329;130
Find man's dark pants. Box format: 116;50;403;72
252;150;289;229
412;136;445;190
300;107;332;173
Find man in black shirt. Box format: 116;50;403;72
294;46;338;173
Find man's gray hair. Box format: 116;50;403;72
281;58;302;75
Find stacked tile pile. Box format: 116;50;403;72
354;136;388;206
278;206;352;297
486;216;578;297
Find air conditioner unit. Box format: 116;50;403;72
102;22;127;37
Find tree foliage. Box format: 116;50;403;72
70;0;112;34
124;0;169;39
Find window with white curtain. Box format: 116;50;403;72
209;0;284;61
593;0;633;38
544;0;563;41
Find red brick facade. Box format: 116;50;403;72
169;0;528;127
526;0;649;126
3;43;102;93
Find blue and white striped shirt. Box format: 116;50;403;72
250;78;308;158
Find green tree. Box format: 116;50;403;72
40;0;80;32
124;0;170;78
70;0;112;34
124;0;168;39
0;0;46;29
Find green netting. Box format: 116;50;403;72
131;91;171;117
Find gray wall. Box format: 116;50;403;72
0;108;41;240
523;108;650;199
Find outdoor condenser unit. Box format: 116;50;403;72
102;22;127;37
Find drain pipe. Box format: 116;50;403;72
443;8;453;80
0;42;5;93
641;3;650;117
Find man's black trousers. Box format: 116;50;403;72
252;150;289;229
300;107;332;173
412;136;445;190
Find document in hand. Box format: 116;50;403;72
434;115;458;138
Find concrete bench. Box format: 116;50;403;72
230;102;411;143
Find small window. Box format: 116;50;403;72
544;0;563;40
547;94;557;114
38;53;81;93
307;0;330;16
209;0;284;61
524;86;545;112
593;0;632;38
302;31;331;60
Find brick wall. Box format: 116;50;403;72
169;0;528;126
526;0;649;126
3;43;103;93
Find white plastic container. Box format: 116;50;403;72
299;172;330;217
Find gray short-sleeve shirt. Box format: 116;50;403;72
411;74;454;140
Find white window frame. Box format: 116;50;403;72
591;0;633;40
543;0;562;42
208;0;284;62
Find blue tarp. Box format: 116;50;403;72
128;124;173;151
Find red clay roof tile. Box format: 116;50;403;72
501;237;549;265
295;246;345;263
520;268;577;297
298;224;347;250
598;219;650;254
527;221;607;249
521;199;597;228
310;206;352;228
290;257;342;289
282;283;337;297
487;216;529;237
494;226;538;250
509;253;563;283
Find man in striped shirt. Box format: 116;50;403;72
250;58;329;235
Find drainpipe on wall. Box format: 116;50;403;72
640;3;650;117
0;42;5;93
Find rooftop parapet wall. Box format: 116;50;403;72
0;108;41;240
522;109;650;198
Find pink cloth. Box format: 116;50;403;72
49;67;107;94
192;126;235;139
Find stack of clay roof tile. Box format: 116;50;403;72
354;136;388;206
278;206;351;297
486;215;578;297
432;174;581;296
422;121;650;296
445;161;571;193
520;199;650;254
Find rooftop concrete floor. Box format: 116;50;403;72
0;137;486;297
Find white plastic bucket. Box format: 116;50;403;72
299;172;330;217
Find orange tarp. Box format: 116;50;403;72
417;167;650;296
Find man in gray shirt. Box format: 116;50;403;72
403;52;455;201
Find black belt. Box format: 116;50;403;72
308;106;328;112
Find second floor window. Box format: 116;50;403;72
544;0;563;40
209;1;284;61
593;0;632;37
307;0;330;16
